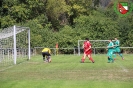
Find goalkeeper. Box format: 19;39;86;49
113;38;124;60
42;48;51;63
107;39;115;63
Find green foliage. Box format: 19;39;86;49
1;0;133;48
1;15;16;28
46;0;69;30
74;11;119;40
23;14;52;47
46;0;68;19
10;4;30;22
25;0;46;19
58;25;76;48
67;0;93;25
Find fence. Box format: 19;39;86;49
34;47;78;55
34;47;133;55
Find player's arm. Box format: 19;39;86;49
107;45;114;48
42;48;45;52
82;44;84;48
85;46;91;52
114;43;119;46
114;41;120;47
48;49;51;54
113;44;119;47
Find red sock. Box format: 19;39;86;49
81;56;85;62
89;57;94;62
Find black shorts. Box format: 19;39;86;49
42;52;51;57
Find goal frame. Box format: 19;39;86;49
0;25;30;64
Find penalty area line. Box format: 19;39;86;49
0;65;14;72
115;61;128;73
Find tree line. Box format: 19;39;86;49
1;0;133;48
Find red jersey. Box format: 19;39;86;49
83;41;92;55
83;41;91;50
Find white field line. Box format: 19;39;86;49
0;60;28;72
0;65;14;72
115;61;128;73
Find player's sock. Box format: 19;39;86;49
119;53;124;59
108;57;110;63
119;53;122;57
113;54;116;60
111;58;114;63
43;57;45;61
90;57;94;63
81;56;85;63
110;55;114;63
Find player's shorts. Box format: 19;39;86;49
114;48;121;53
84;50;92;55
107;51;113;58
42;52;51;57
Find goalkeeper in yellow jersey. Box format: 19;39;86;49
42;48;51;63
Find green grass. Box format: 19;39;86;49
0;54;133;88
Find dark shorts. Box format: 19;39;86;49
42;52;51;57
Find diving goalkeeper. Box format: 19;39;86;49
42;48;51;63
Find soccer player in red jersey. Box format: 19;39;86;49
81;38;95;63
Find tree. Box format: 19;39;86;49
24;0;46;19
74;11;119;40
67;0;93;25
46;0;69;30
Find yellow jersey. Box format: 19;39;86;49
42;48;51;54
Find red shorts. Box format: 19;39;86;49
84;50;92;55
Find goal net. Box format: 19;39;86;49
78;40;111;55
0;25;30;68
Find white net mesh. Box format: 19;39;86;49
0;26;30;69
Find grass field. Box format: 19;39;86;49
0;54;133;88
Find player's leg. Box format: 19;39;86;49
110;55;114;63
42;52;46;61
81;53;86;63
87;54;95;63
113;50;116;60
107;52;111;63
108;56;113;63
46;53;51;63
56;48;58;55
107;56;110;62
107;52;114;63
47;56;51;62
118;49;124;60
118;52;124;60
110;51;114;63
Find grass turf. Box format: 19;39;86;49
0;54;133;88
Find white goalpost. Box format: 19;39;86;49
0;25;30;66
78;40;110;56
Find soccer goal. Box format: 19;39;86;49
78;40;110;55
0;25;30;66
